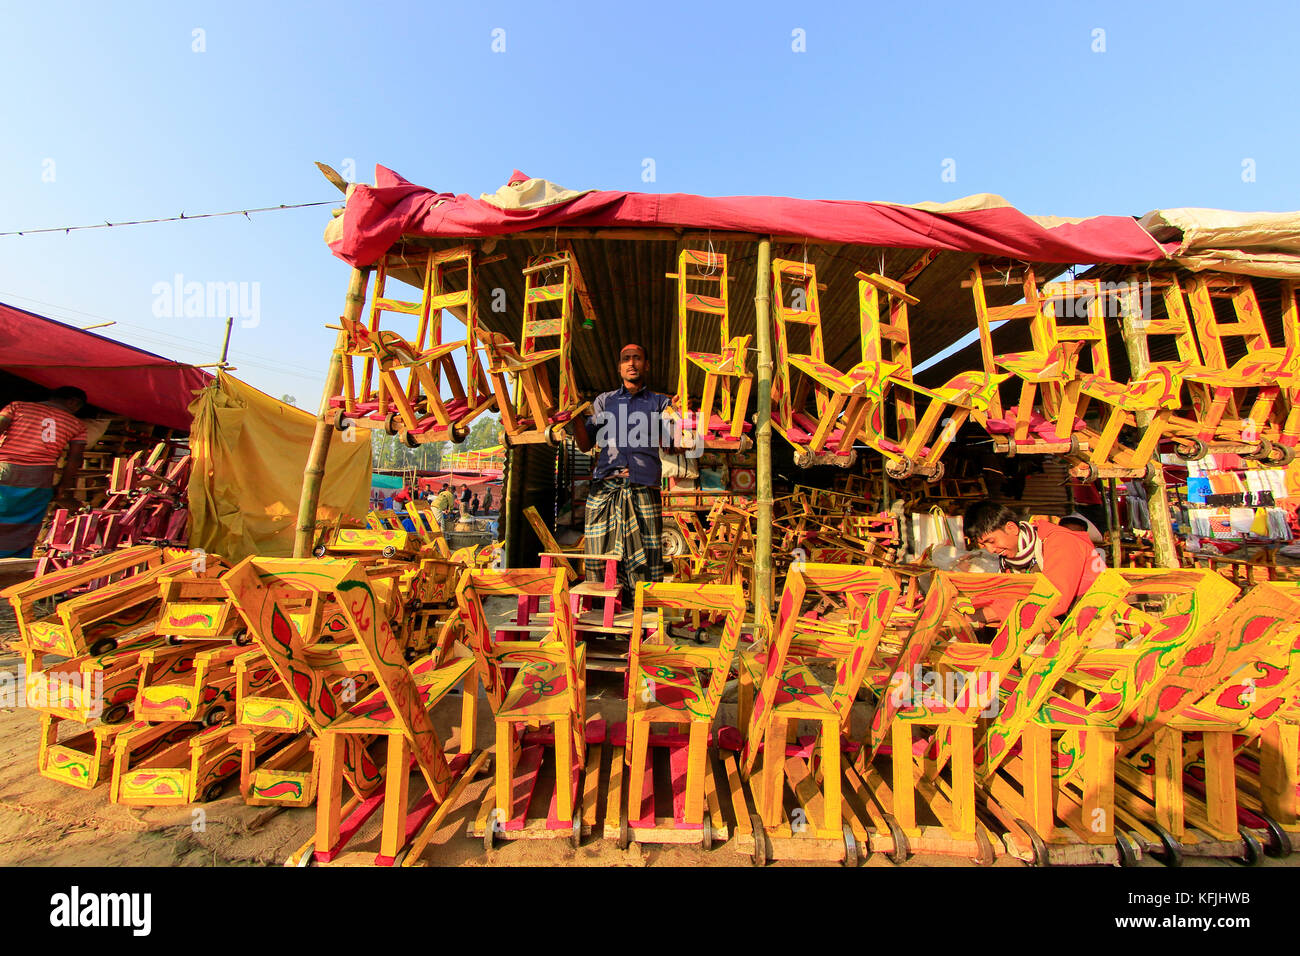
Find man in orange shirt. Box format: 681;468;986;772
964;501;1102;620
0;387;88;557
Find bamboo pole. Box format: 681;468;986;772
1108;477;1123;568
293;267;370;558
502;443;521;569
753;238;774;615
1121;309;1179;569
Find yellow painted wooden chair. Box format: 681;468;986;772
669;249;753;448
223;558;483;866
329;247;496;446
456;567;591;846
854;572;1058;864
1109;581;1300;861
480;251;592;445
616;581;745;848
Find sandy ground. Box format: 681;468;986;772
0;599;1293;869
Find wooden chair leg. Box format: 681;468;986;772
1154;725;1185;839
554;715;573;823
684;721;708;826
495;720;513;823
379;735;411;860
459;672;478;755
316;733;346;855
1202;731;1238;841
1022;722;1054;839
950;723;975;839
891;720;917;835
759;717;786;828
820;717;841;833
1260;721;1298;829
628;718;649;817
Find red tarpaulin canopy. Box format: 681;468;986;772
329;166;1172;268
0;301;212;431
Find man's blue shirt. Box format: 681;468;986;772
586;385;671;487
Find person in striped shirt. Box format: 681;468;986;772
0;387;88;557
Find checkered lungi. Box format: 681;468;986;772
583;477;663;594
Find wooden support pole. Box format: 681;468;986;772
1108;478;1122;568
754;237;774;615
294;267;370;558
1120;310;1180;569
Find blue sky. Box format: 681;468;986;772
1;1;1296;405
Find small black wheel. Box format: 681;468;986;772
202;705;227;727
570;794;584;850
89;638;117;657
403;646;418;664
312;545;327;558
166;635;184;646
382;545;397;558
694;627;709;645
1115;830;1140;867
102;703;130;725
702;816;713;852
202;781;225;802
972;826;996;866
1236;827;1264;866
1174;438;1208;462
384;411;400;435
1015;817;1050;867
887;816;909;865
842;823;860;866
1258;813;1292;858
750;815;769;867
233;629;252;647
1151;824;1184;867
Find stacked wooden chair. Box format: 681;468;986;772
669;248;753;449
977;568;1238;864
735;564;902;864
329;246;497;447
853;572;1059;864
480;250;593;445
456;567;596;848
223;557;484;865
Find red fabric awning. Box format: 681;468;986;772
329;166;1171;268
0;301;212;431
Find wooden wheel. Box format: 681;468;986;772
202;705;227;727
1150;824;1183;867
89;638;117;657
102;703;130;725
886;816;909;865
841;823;860;866
885;457;914;480
618;806;630;850
750;814;768;867
971;826;996;866
1236;828;1263;866
702;816;713;852
202;781;225;802
1115;830;1140;867
1174;437;1208;461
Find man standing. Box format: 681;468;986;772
572;344;685;603
434;482;456;532
0;387;88;557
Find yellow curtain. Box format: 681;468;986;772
187;371;370;561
